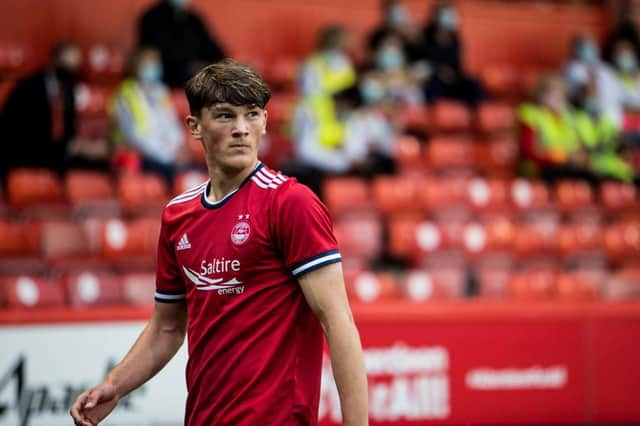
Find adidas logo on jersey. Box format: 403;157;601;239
177;233;191;251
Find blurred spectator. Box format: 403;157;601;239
367;0;424;64
290;26;356;193
138;0;226;88
110;47;187;184
564;34;640;129
340;72;398;178
416;2;484;106
299;25;356;98
371;32;425;107
568;77;635;182
603;7;640;67
517;74;591;183
0;42;81;178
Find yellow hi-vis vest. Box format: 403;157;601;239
571;110;634;182
308;54;356;96
110;79;152;145
517;103;580;163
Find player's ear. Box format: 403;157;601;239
186;115;202;140
262;109;268;135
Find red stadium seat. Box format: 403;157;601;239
371;175;421;214
344;271;399;303
64;271;124;307
1;276;65;308
0;221;45;275
393;135;425;173
402;105;431;134
265;56;299;90
602;267;640;300
514;214;560;257
65;171;120;217
322;177;371;216
511;178;552;211
173;170;209;196
557;221;603;259
266;92;298;133
419;175;469;212
75;83;112;118
399;267;466;301
599;181;637;215
6;169;67;213
481;64;520;99
556;268;604;301
509;268;558;301
554;180;595;213
121;272;156;306
431;100;471;132
96;218;160;261
463;216;515;256
40;220;104;272
474;258;513;298
0;42;30;74
260;133;294;170
388;214;423;259
425;137;475;170
117;172;169;216
474;136;518;177
466;178;511;212
333;211;383;264
476;102;515;133
604;219;640;264
84;44;125;84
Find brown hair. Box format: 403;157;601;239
185;59;271;115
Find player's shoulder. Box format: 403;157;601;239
162;179;209;220
249;164;317;201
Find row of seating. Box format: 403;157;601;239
2;262;639;311
324;176;639;217
2;168;208;218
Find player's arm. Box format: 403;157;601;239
299;262;369;426
70;301;187;426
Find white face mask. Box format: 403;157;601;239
388;5;409;26
615;51;638;73
437;8;458;31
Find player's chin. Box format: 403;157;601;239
223;152;257;170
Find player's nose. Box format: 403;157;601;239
231;116;250;137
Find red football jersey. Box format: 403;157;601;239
155;162;341;425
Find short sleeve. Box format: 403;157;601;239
273;182;342;278
155;210;186;303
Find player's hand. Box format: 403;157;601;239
70;381;120;426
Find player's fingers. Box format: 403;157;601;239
70;392;92;426
84;389;101;409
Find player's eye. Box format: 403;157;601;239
247;111;260;118
216;113;233;120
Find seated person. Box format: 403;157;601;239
568;78;634;182
417;2;484;106
517;74;590;182
1;42;82;178
367;0;425;64
110;47;188;184
371;32;425;107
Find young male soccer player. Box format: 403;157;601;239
70;59;369;426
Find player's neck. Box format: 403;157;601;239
206;160;259;202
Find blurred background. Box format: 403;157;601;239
0;0;639;425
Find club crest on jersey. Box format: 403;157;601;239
231;221;251;246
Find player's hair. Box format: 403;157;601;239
185;59;271;115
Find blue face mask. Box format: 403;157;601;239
139;62;163;84
360;80;386;104
376;47;404;71
616;51;637;73
437;8;458;31
324;51;348;69
578;42;599;63
388;5;409;26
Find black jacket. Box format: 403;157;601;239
0;70;76;176
138;1;225;87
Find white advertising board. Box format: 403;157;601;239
0;322;187;426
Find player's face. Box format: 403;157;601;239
189;103;267;173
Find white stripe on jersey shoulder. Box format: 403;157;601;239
251;169;288;190
167;181;209;207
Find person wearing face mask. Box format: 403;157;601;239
367;0;425;64
517;74;592;183
0;41;82;178
372;33;425;107
564;34;640;129
110;47;188;184
416;2;484;106
567;82;634;183
138;0;226;88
